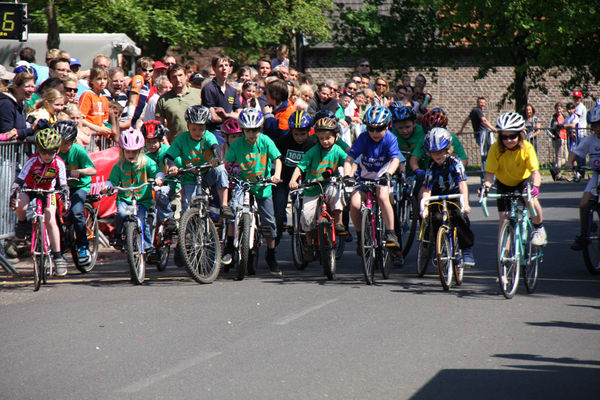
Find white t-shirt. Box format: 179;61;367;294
574;132;600;169
575;102;587;130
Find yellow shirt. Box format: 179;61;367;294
486;140;539;186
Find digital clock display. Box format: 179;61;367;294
0;3;27;41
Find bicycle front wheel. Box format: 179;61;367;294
179;208;221;284
436;226;453;290
498;220;519;299
32;221;44;291
524;239;541;293
74;203;99;273
397;195;418;256
582;207;600;275
361;209;375;285
319;221;336;281
453;230;463;286
237;213;251;281
416;221;432;277
126;222;145;285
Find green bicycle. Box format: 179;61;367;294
481;185;543;299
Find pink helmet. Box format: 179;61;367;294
222;118;242;135
119;128;145;151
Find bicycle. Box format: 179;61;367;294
392;171;418;257
291;176;345;280
480;185;543;298
145;193;176;272
419;194;465;290
289;187;309;270
109;181;155;285
347;176;393;285
226;176;273;280
175;164;221;284
17;188;64;291
57;179;101;273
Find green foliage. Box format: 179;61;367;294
27;0;332;61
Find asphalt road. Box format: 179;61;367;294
1;180;599;399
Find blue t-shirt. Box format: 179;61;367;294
424;154;467;195
201;78;242;132
348;130;403;180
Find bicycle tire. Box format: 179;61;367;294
397;195;418;257
247;216;259;276
582;207;600;275
436;226;453;290
179;208;221;284
416;221;432;277
156;225;170;272
291;202;307;270
319;221;336;280
237;213;251;281
453;230;463;286
524;239;541;293
32;221;44;291
73;203;99;273
335;232;346;260
378;212;392;279
361;208;375;285
498;220;519;299
126;222;145;285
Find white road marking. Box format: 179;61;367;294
116;352;221;393
274;298;339;326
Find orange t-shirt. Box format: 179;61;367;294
79;90;109;128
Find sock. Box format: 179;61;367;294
385;229;395;235
355;232;361;242
53;251;62;259
533;223;543;229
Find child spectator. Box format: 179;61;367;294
239;80;260;109
79;67;114;138
126;57;155;127
271;45;290;70
548;102;568;179
62;103;92;146
224;108;283;276
263;79;296;140
421;128;475;266
11;127;69;275
288;117;347;261
100;128;164;250
56;120;97;266
28;88;65;125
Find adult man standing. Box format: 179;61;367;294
307;83;339;118
155;64;202;143
201;55;242;140
19;47;47;86
459;96;497;145
258;59;272;79
48;58;71;80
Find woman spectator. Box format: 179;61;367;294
549;102;568;179
62;73;79;106
27;88;65;125
373;77;389;106
523;103;542;151
0;72;37;140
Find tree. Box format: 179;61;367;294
26;0;333;62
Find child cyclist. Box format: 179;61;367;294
421;128;475;266
56;120;97;266
567;104;600;250
11;127;70;276
343;105;404;251
224;108;283;276
480;112;547;246
163;105;233;219
141;120;178;235
100;128;164;251
289;117;347;261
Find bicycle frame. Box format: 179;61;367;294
360;181;384;250
30;195;53;276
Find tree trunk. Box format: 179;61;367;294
46;0;59;50
514;67;528;114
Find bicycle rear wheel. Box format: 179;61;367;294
436;226;453;290
524;239;541;293
291;204;308;270
237;213;251;281
179;208;221;284
156;224;171;272
498;220;519;299
361;209;375;285
74;203;99;273
126;222;145;285
582;207;600;275
397;195;418;256
453;230;463;286
319;221;336;280
416;221;432;277
32;221;44;291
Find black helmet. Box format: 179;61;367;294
54;120;78;142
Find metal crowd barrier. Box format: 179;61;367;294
84;133;115;153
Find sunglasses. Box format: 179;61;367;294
375;83;387;87
39;149;58;156
141;68;154;73
64;87;77;93
367;126;387;133
353;80;362;84
360;64;370;68
500;133;520;141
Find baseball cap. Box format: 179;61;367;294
154;60;167;70
0;65;15;80
189;72;204;84
69;57;81;67
573;90;583;98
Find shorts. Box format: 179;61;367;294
495;178;530;212
584;171;600;194
301;185;343;231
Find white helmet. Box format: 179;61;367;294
424;127;452;152
587;104;600;124
496;112;525;131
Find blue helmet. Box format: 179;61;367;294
238;108;264;129
424;127;452;152
288;110;313;129
14;61;38;81
390;104;416;122
364;105;392;128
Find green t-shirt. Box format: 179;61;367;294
58;143;95;192
225;134;281;199
146;143;180;191
108;155;159;208
165;130;219;184
412;133;468;167
297;143;347;196
391;124;425;173
335;137;350;151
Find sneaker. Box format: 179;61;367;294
392;249;405;267
220;205;234;219
266;252;282;277
302;244;314;262
77;246;90;266
110;237;123;251
334;223;347;235
385;232;400;248
571;235;586;251
531;227;547;246
54;255;67;277
14;220;29;240
462;247;475;267
5;241;18;259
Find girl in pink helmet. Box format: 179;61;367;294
101;128;164;250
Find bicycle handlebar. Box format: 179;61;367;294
479;185;534;218
110;180;155;194
420;193;465;217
